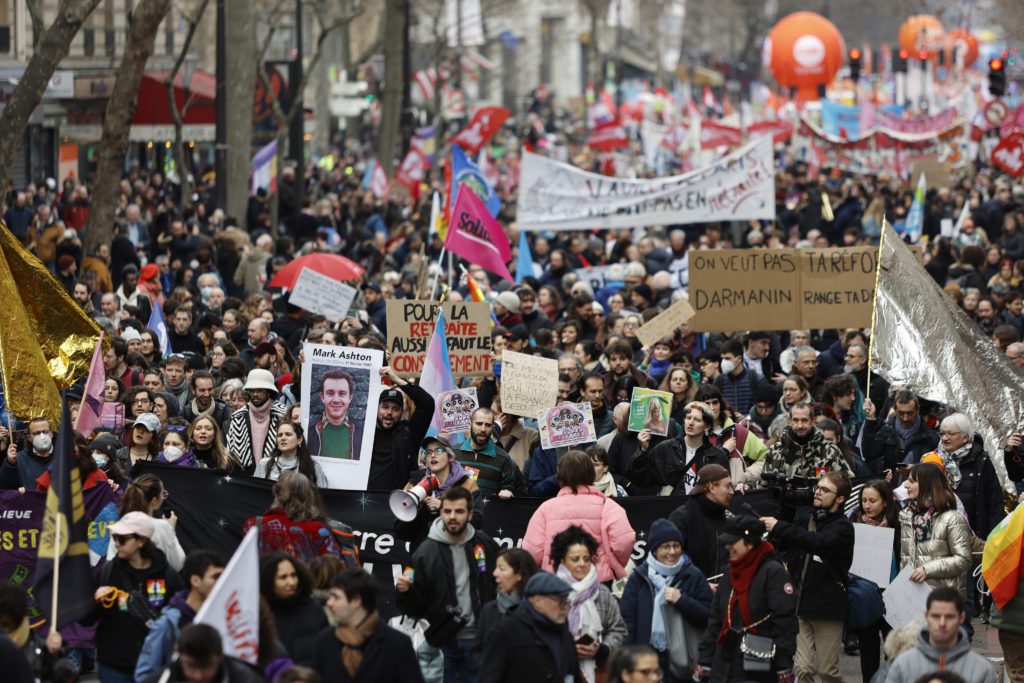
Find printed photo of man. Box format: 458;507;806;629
308;368;364;459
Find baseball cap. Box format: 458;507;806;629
720;515;766;545
131;413;161;433
420;434;452;451
108;511;155;539
380;388;404;406
253;342;278;357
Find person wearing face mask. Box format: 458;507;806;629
36;436;111;491
366;365;434;491
156;423;199;468
89;432;128;485
0;418;54;490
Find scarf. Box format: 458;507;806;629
937;442;971;489
894;416;922;447
336;610;379;678
717;541;775;644
248;400;273;463
647;555;687;651
909;498;937;542
496;589;520;615
557;563;602;683
648;357;672;380
593;471;617;497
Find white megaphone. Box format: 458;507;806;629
389;476;438;522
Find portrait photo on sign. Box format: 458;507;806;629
628;388;672;436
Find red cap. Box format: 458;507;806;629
140;263;159;282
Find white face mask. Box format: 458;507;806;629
720;359;737;375
32;434;52;452
163;446;184;462
93;452;108;468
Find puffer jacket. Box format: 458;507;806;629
898;507;972;595
522;485;636;582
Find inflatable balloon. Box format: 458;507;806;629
898;15;945;58
763;12;845;102
946;27;979;68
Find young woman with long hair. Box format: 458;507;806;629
899;463;972;595
253;422;326;486
106;473;186;571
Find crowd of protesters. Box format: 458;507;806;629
2;106;1024;683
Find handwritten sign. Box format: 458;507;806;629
636;297;697;347
437;388;478;437
688;247;880;332
500;351;558;418
386;300;492;378
628;388;673;436
288;267;358;321
850;523;895;588
538;403;596;449
883;565;933;630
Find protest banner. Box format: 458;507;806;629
537;403;596;450
386;300;492;378
517;137;775;230
688;247;881;332
437;387;478;437
288;267;358;321
300;344;383;489
575;265;619;292
195;527;259;664
636;297;696;347
850;523;896;588
100;402;124;430
628;388;673;436
500;351;558;418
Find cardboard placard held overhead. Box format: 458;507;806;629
386;300;492;378
289;267;358;321
910;156;950;189
798;248;879;329
636;297;697;347
500;351;558;418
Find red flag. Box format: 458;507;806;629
587;123;629;151
445;184;513;282
451;105;510;155
700;121;743;149
748;120;794;144
395;148;428;199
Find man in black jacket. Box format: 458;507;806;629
761;471;854;683
396;487;498;680
479;572;581;683
668;464;734;580
366;366;434;490
627;401;728;495
862;391;939;474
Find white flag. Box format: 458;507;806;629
953;199;971;234
194;527;260;663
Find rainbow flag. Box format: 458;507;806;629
420;309;456;436
983;504;1024;608
466;270;486;303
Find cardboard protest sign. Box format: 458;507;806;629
798;248;878;329
386;300;492;378
289;267;358;321
636;297;697;347
437;387;478;437
500;351;558;418
627;388;673;436
538;403;596;450
300;344;383;490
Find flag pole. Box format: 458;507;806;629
51;505;61;632
866;217;889;406
429;247;447;300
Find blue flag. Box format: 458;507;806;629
361;159;376;191
33;397;95;629
515;231;533;284
451;144;500;217
147;302;172;359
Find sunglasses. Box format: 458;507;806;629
112;534;137;545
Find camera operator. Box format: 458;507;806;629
760;472;854;683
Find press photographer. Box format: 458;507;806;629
760;472;854;683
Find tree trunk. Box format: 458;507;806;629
0;0;102;192
84;0;172;254
224;0;256;223
377;0;405;175
25;0;46;47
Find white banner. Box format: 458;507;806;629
300;344;384;490
194;527;260;663
516;136;775;231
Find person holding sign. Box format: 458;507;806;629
627;402;728;496
368;366;435;491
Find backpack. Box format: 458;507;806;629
326;519;361;570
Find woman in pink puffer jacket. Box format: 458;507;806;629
522;449;637;582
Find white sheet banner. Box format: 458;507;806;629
516;136;775;230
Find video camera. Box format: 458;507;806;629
761;471;818;508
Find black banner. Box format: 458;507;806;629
140;464;779;616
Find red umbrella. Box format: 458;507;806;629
268;253;366;289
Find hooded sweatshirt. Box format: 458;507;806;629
427;516;476;637
884;627;996;683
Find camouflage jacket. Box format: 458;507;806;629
762;427;853;479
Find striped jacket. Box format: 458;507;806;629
227;402;287;473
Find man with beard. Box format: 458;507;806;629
181;371;232;433
227;369;287;473
762;402;852;481
367;366;434;491
308;369;364;460
669;464;735;580
168;307;206;357
843;342;889;413
516;286;553;337
396;487;498;681
456;407;522;499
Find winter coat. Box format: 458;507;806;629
233;249;270;294
883;627;996;683
269;593;328;666
990;574;1024;635
522;485;636;582
951;436;1006;538
620;560;713;646
762;427;853;479
478;603;583;683
134;591;196;682
626;437;729;496
769;509;854;621
0;448;52;490
668;496;732;579
582;585;628;656
226;402;287;472
898;507;973;595
312;620;424;683
862;417;939;473
697;551;799;682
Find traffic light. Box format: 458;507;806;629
917;50;930;63
894;48;909;73
990;57;1007;97
849;48;862;82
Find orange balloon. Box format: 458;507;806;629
763;12;846;101
946;28;979;68
898;15;945;58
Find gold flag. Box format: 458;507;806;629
0;222;102;426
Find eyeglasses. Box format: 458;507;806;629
132;398;151;405
112;534;137;544
815;486;837;495
423;447;448;456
